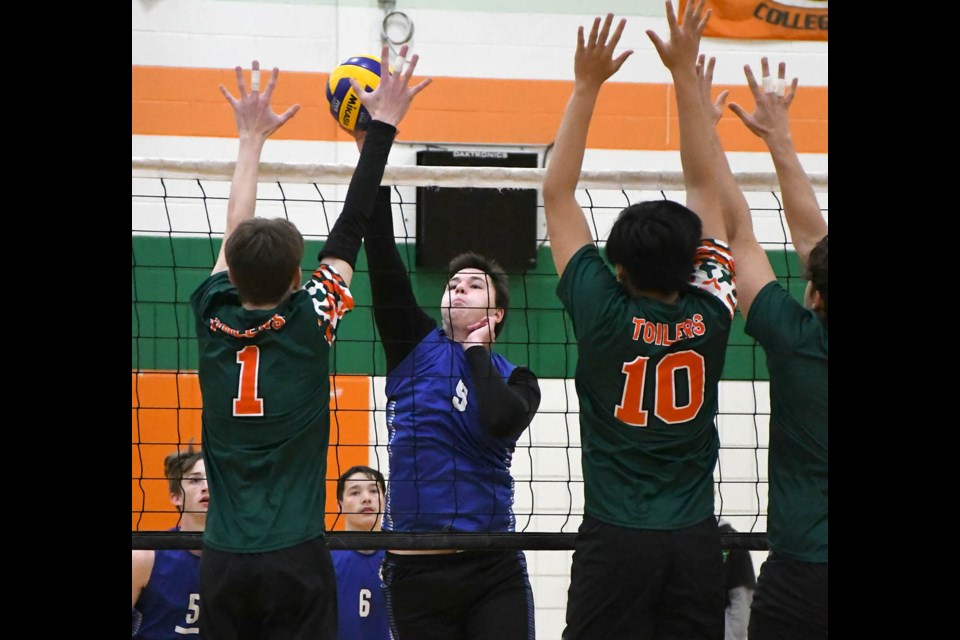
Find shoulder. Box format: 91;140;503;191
558;244;606;284
132;548;155;567
132;549;156;585
192;270;232;297
506;363;539;386
190;271;236;313
745;281;819;343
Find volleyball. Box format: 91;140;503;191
326;54;391;132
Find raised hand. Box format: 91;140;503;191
728;57;799;142
351;44;432;128
646;0;711;74
219;60;300;141
575;14;633;90
697;54;729;127
463;316;497;350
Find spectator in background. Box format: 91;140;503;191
332;465;391;640
132;443;207;638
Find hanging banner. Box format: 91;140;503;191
679;0;828;41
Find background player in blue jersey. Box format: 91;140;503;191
543;4;735;638
332;465;391;640
356;140;541;639
699;54;828;640
132;444;206;638
190;49;430;640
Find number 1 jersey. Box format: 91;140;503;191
190;266;354;553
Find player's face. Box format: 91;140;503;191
340;475;383;532
171;459;208;514
440;268;498;334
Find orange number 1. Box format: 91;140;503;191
233;345;264;417
614;350;705;427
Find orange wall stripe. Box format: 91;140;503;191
132;65;827;153
132;371;372;532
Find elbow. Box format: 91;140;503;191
542;176;569;205
485;419;528;441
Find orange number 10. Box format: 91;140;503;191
233;345;264;417
614;350;705;427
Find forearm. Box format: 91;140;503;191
544;86;597;199
674;68;724;237
707;110;756;247
765;134;826;265
214;135;267;273
226;136;267;231
542;86;600;274
466;347;540;439
364;186;434;371
319;120;397;269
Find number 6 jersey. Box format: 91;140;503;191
556;240;736;530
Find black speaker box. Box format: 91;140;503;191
415;149;538;271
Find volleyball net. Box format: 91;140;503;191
132;158;828;551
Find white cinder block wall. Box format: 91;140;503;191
134;2;826;638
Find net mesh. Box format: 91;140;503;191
132;159;827;551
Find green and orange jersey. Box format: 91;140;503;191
190;267;354;553
556;241;736;530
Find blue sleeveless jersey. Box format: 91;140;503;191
383;328;521;532
332;549;390;639
134;544;202;638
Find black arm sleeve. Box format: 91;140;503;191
363;185;435;372
318;120;397;269
465;346;541;440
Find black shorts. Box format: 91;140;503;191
563;514;725;640
749;552;828;640
382;549;535;640
200;535;337;640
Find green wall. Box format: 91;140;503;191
133;236;807;380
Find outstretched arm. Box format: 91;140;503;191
695;54;775;319
363;184;436;372
319;45;432;287
647;0;725;242
542;13;633;277
729;58;826;266
212;61;300;275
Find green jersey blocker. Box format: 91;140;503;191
556;241;736;530
190;266;355;553
745;281;827;563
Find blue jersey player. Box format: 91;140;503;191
331;466;391;640
132;445;206;639
358;149;542;639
